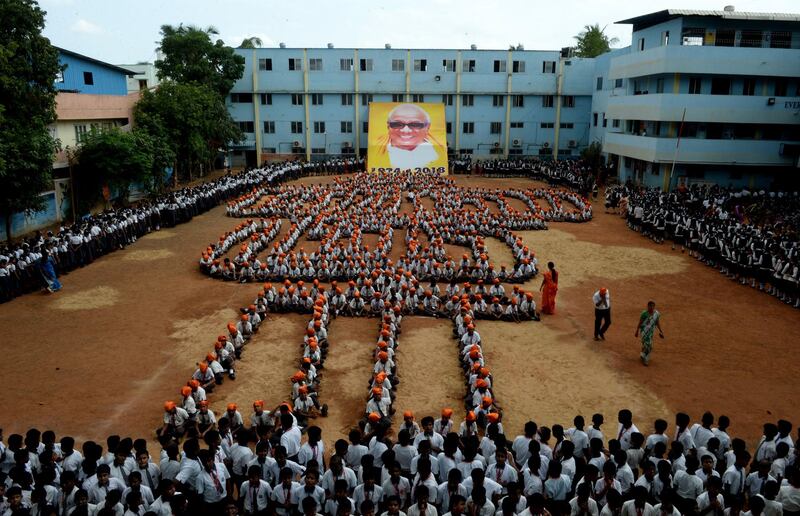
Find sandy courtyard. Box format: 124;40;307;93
0;174;797;450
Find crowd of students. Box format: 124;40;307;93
0;158;364;304
475;160;597;196
608;185;800;308
2;408;798;516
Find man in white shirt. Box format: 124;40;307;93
593;288;611;341
195;449;230;511
621;486;656;516
280;414;303;461
242;465;272;515
570;483;599;516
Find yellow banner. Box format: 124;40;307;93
367;102;448;175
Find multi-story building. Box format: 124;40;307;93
118;62;160;93
1;48;137;239
591;8;800;189
227;45;595;166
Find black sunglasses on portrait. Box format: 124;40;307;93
387;121;429;130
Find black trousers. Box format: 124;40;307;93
594;308;611;338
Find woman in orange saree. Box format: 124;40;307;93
539;261;558;315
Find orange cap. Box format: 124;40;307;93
441;408;453;418
253;400;264;408
377;351;388;361
403;410;414;419
189;379;200;389
487;413;500;423
368;412;381;423
372;387;383;396
227;403;237;412
164;401;176;412
466;411;477;422
181;386;191;397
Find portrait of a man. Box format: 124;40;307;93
368;103;447;172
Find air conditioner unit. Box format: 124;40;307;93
543;141;550;148
512;139;521;147
342;141;352;148
292;140;301;147
493;142;501;148
568;140;577;148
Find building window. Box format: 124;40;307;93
442;94;454;106
288;58;302;71
311;93;324;105
307;58;322;71
462;122;474;134
463;59;476;72
360;59;373;71
260;93;272;105
490;147;503;155
510;122;523;128
559;123;574;129
442;59;455;72
562;96;575;108
231;93;252;103
291;121;303;134
74;124;88;143
558;149;572;156
461;148;473;155
263;147;276;153
512;60;525;73
770;31;791;49
291;145;304;154
138;79;148;90
774;79;788;97
542;61;555;73
493;60;506;73
363;121;369;133
391;59;404;72
612;119;620;128
391;94;404;102
614;78;623;88
661;31;670;46
637;38;645;51
341;145;355;155
313;121;326;133
596;77;603;91
509;148;523;156
446;122;452;134
740;30;763;48
540;122;554;128
681;28;705;46
311;147;325;154
742;78;756;96
411;94;424;102
688;77;702;94
593;113;598;127
341;94;353;106
341;121;353;133
339;58;354;72
539;147;553;156
413;59;428;71
542;95;554;108
716;29;735;47
83;71;94;85
512;95;524;107
656;78;665;94
55;70;64;83
462;94;474;107
259;58;272;71
237;121;255;133
711;78;730;95
490;122;502;134
361;94;373;105
291;94;303;105
492;95;504;107
264;121;275;133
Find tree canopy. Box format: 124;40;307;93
238;36;263;49
155;24;245;98
0;0;62;238
573;24;619;58
134;82;241;182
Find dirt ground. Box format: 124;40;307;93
0;174;797;451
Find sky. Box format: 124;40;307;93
40;0;800;65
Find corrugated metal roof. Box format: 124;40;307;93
617;9;800;26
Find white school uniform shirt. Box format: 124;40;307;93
321;467;358;494
652;504;681;516
569;496;599;516
744;472;776;497
616;424;640;451
777;484;800;513
272;481;302;515
695;491;725;513
592;291;610;310
620;500;656;516
281;426;303;457
690;425;715;449
354;483;384;511
241;478;272;512
298;441;326;470
672;470;703;500
346;444;369;472
196;462;230;503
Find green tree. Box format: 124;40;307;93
238;36;263;49
134;81;242;182
155;24;245;98
0;0;62;240
70;128;157;213
573;24;619;58
580;141;604;172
